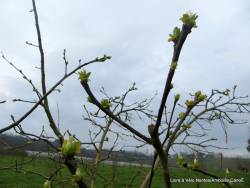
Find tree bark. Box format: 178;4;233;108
64;157;88;188
148;125;171;188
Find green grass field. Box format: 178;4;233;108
0;155;249;188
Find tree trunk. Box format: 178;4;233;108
148;125;171;188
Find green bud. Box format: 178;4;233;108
87;96;93;103
168;130;173;136
192;158;199;169
170;83;174;89
100;99;111;109
176;155;185;166
197;94;206;102
43;180;52;188
61;136;81;157
168;27;181;43
180;11;198;28
174;94;180;101
102;54;111;61
72;168;84;183
97;54;112;62
170;61;178;70
214;112;220;117
194;91;206;102
78;70;91;83
179;112;186;120
225;168;230;175
185;100;194;108
105;137;109;142
183;124;192;129
195;91;202;98
223;90;230;96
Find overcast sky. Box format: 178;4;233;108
0;0;250;157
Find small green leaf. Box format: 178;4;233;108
78;70;91;83
180;11;198;28
197;94;206;102
195;91;202;98
168;27;181;43
61;136;81;157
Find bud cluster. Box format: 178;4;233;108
184;91;207;108
100;99;111;109
180;11;198;28
168;27;181;43
61;136;81;158
168;11;198;44
178;112;186;120
78;70;91;83
194;91;207;102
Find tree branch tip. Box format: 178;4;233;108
96;54;112;62
180;11;198;28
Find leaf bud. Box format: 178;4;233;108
61;136;81;158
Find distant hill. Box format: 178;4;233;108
1;134;249;172
0;133;153;164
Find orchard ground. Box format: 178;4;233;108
0;154;249;188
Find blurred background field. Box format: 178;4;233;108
0;153;249;188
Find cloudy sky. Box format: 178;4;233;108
0;0;250;157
